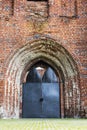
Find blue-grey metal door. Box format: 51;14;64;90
22;68;42;118
42;68;60;118
22;67;60;118
42;83;60;117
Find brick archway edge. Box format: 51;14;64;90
3;39;80;118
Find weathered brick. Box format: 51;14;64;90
0;0;87;118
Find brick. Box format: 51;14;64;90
0;0;87;118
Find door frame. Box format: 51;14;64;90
21;59;65;118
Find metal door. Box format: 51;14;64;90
22;67;60;118
22;68;42;118
42;68;60;118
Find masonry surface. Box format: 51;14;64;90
0;0;87;118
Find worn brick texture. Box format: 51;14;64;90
0;0;87;118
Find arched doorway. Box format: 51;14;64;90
4;39;80;118
22;61;60;118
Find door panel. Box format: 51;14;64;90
42;83;60;118
22;83;42;118
42;67;58;83
26;68;41;83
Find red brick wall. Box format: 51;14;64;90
0;0;87;118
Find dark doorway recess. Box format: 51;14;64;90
22;61;60;118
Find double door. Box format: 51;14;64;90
22;67;60;118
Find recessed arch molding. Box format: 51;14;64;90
3;38;80;118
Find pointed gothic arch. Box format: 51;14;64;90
4;38;80;118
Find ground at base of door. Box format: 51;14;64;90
0;119;87;130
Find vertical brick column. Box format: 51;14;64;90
0;0;13;18
60;82;64;118
60;0;77;17
49;0;61;17
14;0;26;17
